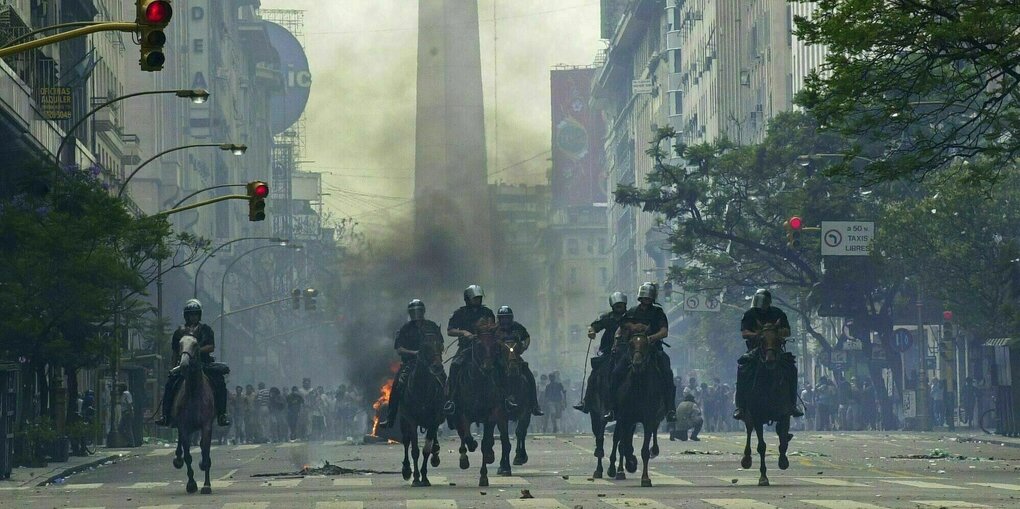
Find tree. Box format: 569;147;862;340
793;0;1020;185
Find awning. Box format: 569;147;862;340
983;337;1020;347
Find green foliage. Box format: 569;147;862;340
792;0;1020;185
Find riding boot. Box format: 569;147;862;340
380;376;403;428
788;359;805;417
661;354;677;422
211;374;231;426
445;361;459;415
733;355;750;420
524;366;543;416
156;375;178;426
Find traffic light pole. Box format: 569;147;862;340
209;296;293;324
0;22;139;58
154;195;249;217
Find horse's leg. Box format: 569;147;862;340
777;416;791;470
606;419;618;478
741;419;753;469
513;412;530;465
183;433;197;494
421;426;435;486
401;419;413;481
624;422;638;474
479;421;494;487
456;416;470;470
173;431;184;469
592;413;605;479
612;422;626;480
756;423;769;486
429;423;441;468
497;417;512;476
410;431;422;487
640;422;655;487
200;425;212;494
650;423;660;458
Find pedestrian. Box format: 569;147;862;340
255;382;270;443
815;377;834;431
270;387;287;442
544;372;566;433
117;384;135;447
286;386;304;440
930;377;945;427
860;379;877;430
230;386;246;444
961;377;976;427
243;384;257;443
538;374;549;433
672;393;703;441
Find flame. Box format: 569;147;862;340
369;361;401;436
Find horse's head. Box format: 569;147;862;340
418;332;444;368
473;317;499;370
757;320;785;368
177;334;201;373
628;333;652;373
501;341;522;376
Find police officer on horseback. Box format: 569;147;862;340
445;285;516;414
380;299;446;428
495;306;544;416
732;289;804;421
610;283;677;422
574;292;628;413
155;299;231;427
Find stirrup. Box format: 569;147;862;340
217;414;232;426
732;408;745;420
666;410;677;423
572;401;587;413
444;400;456;415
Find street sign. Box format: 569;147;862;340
682;292;721;312
821;221;875;256
892;328;913;352
37;87;73;120
632;78;654;95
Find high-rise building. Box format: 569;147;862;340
414;0;492;285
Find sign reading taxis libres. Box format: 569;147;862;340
821;221;875;256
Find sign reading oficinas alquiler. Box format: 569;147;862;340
37;87;73;120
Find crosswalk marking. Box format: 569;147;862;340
0;486;29;490
703;500;780;509
260;478;302;488
315;503;364;509
212;480;235;488
407;500;456;509
508;499;570;509
882;480;967;489
277;442;302;448
332;477;372;486
563;476;611;485
603;498;674;509
424;475;448;484
796;477;870;487
647;472;693;486
139;505;182;509
119;482;170;489
913;502;989;508
219;468;239;480
222;504;270;509
803;501;888;509
147;448;175;456
233;444;261;451
968;482;1020;491
62;483;103;489
485;475;530;485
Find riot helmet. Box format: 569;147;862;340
751;288;772;310
464;284;484;306
609;291;628;311
183;299;202;322
408;299;426;321
637;282;657;303
497;305;514;328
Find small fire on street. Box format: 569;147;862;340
365;361;401;442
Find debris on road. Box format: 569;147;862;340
520;489;534;499
251;460;400;477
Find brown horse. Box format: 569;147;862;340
498;337;533;474
610;324;665;487
398;330;446;487
740;320;793;486
170;335;216;494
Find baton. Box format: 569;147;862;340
578;335;594;401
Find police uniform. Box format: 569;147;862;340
612;303;676;418
161;323;229;424
446;304;497;408
591;311;625;356
382;319;445;426
496;321;540;411
735;306;799;417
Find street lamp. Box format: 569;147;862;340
118;143;247;198
55;88;208;167
796;154;877;168
193;237;287;297
219;243;303;364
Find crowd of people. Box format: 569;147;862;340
225;378;366;444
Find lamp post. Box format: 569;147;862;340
796;154;877;167
193;237;287;298
916;278;932;431
56;89;208;167
219;243;302;364
118;143;247;198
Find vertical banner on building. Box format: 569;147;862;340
189;1;211;139
551;68;606;206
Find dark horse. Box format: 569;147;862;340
170;335;216;494
450;317;510;487
610;324;665;487
398;332;446;487
583;353;617;479
498;338;532;474
740;320;794;487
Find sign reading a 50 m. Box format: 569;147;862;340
821;221;875;256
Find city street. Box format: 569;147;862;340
3;431;1019;508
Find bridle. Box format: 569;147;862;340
756;321;786;369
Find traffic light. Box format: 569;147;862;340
786;215;804;248
662;281;674;303
291;289;301;310
136;1;173;72
304;288;319;311
246;180;269;221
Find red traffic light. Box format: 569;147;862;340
943;310;954;322
145;1;173;24
253;183;269;198
788;216;804;230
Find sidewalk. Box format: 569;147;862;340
1;446;148;488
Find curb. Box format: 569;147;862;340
956;435;1020;449
35;453;130;487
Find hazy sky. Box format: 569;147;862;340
259;0;603;230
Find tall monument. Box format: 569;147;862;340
414;0;493;285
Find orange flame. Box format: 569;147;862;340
369;361;401;436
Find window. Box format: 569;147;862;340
567;238;579;256
569;268;578;285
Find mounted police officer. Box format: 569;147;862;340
380;299;446;428
732;289;804;420
445;285;517;414
574;292;628;413
495;306;544;416
610;283;677;422
155;299;231;427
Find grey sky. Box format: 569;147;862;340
259;0;603;228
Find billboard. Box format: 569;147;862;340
551;68;606;206
265;21;311;135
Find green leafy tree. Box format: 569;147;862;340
793;0;1020;185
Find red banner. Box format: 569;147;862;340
551;68;606;206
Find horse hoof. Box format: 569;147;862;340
421;478;431;487
758;477;770;487
200;486;212;495
432;443;440;454
607;465;617;478
483;450;495;464
625;455;637;473
650;444;660;459
479;477;489;487
513;453;527;466
614;472;626;481
402;466;412;481
778;455;790;470
431;455;441;467
173;458;183;469
460;454;470;470
497;466;511;476
186;481;198;494
466;439;478;452
641;478;653;488
411;479;422;487
741;456;752;469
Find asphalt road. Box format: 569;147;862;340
3;430;1020;508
